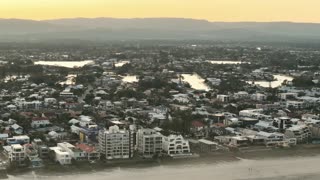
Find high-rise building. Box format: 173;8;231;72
136;128;163;158
99;125;133;160
8;144;26;166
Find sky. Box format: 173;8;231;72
0;0;319;22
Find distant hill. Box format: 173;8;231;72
1;18;320;42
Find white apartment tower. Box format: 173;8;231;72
99;125;133;160
8;144;27;166
136;128;163;158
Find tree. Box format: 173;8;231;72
29;132;46;141
84;93;95;104
292;76;314;87
161;110;193;135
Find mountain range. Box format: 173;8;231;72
1;18;320;42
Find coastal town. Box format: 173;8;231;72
1;42;320;176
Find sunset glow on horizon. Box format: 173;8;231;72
0;0;319;22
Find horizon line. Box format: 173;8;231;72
0;17;320;24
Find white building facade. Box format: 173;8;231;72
162;135;190;155
136;128;163;158
49;147;72;165
99;125;133;160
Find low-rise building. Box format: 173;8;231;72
279;93;298;100
251;93;267;101
285;101;305;109
31;117;50;128
49;147;72;165
285;125;311;143
75;144;100;161
32;139;49;159
6;135;30;145
216;95;230;102
198;139;218;152
162;135;190;155
230;136;249;147
233;91;249;100
58;142;87;161
256;131;284;146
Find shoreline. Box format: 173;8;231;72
5;144;320;177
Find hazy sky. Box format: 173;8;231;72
0;0;319;22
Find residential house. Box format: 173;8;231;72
285;101;305;109
251;93;267;101
31;116;50;128
58;142;88;161
256;131;285;146
75;144;100;161
233;91;249;100
9;123;23;135
216;95;230;102
230;136;249;147
49;146;72;165
7;135;30;145
279;93;298;100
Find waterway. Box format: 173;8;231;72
6;155;320;180
121;75;138;83
247;75;294;88
209;60;250;65
115;61;130;67
34;60;94;68
181;73;210;91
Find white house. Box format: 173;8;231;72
239;109;272;121
279;92;298;100
302;114;319;121
31;117;50;128
44;98;57;106
233;91;249;99
6;104;17;111
285;101;305;109
207;78;221;86
230;136;249;147
75;144;100;161
9;123;23;135
14;99;42;110
172;93;190;103
49;146;72;165
57;142;88;161
79;115;94;127
251;93;267;101
256;131;284;145
162;135;190;156
6;135;30;145
217;95;230;102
